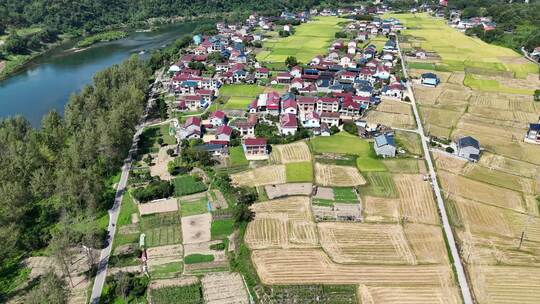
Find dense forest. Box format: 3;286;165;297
0;55;151;300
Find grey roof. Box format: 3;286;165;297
421;72;438;79
374;134;395;148
529;123;540;131
458;136;479;149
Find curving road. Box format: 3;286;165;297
397;39;474;304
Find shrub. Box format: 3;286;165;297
209;242;226;251
343;122;358;135
445;147;455;153
132;180;173;203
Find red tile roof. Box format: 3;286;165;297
185;116;202;127
210;110;226;120
216;125;233;136
280;113;298;128
244;138;267;146
283;99;297;110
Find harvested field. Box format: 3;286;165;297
271;141;311;164
404;223;449;264
362;196;400;222
148;276;199;290
394;174;439;225
264;183;312;199
146;244;183;267
314;163;366;187
439;171;524;211
394;130;423;155
318;222;416;265
478;152;540;179
230;165;286;187
246;197;319;249
201;272;249;304
181;213;211;244
365;108;416;130
470;265;540;304
360;172;398;198
138;198;178;216
464;165;536;194
251;249;457;287
433;151;467;174
314;187;333;200
382;159;420;173
358;285;461;304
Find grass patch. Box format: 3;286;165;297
180;197;209;217
360;172;398;198
117;192;138;227
139;125;176;154
173;175;207;197
149;262;183;279
211;218;235;240
407;62;436;70
356;156;387;172
219;84;264;97
463;73;534;95
315;154;358;166
229;146;249;167
310;132;370;155
395;130;423;155
184;254;214;264
333;187;357;202
223;96;253;110
285;161;313;183
383;159;420;173
76;30;127;48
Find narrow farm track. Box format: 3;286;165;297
397;39;474;304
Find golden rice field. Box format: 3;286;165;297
314;163;366;187
230;165;286;187
270;141;312;164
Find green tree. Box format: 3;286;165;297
25;272;68;304
534;89;540;102
3;33;28;54
285;56;298;68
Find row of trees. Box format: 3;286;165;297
0;55;151;300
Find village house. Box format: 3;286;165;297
276;72;292;84
279;113;298;135
179;117;202;140
302;111;320;128
382;82;404;100
209;110;227;127
524;122;540;145
297;96;317;117
317;97;339;113
231;114;257;138
282;98;298;115
255;67;269;79
215;125;233;141
180;95;204;111
374;134;396;158
457;136;481;162
197;143;229;157
421;72;440;87
243;138;268;159
320;111;340;127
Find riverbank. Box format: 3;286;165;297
75;31;128;49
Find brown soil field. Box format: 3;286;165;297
230;165;286;187
270;141;312;164
181;213;211;244
358;285;461;304
314;163;366;187
265;183;313;199
251;248;457;288
201;272;249;304
138;198;178;216
250;196;312;221
318;222;416;265
439;171;525;211
314;187;334;200
149;145;175;181
146;244;183;267
394;174;439;225
148;276;199;290
469;265;540;304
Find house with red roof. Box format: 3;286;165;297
231;114;257;138
382;82;405;100
282;98;298;115
276;72;292;84
215;125;233;141
290;78;305;90
209;110;227;127
290;66;302;78
279;113;298;135
255;67;269;79
340;95;362;118
243;138;268;159
297;96;317;118
179;116;202;139
181;95;203;111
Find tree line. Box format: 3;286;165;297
0;55;151;301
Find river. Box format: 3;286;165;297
0;21;200;126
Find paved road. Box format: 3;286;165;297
90;69;164;303
397;39;474;304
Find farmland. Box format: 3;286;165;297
219;84;264;110
397;12;540;303
257;16;348;63
285;162;313;183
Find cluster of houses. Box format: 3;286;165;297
525;118;540;145
166;11;414;161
